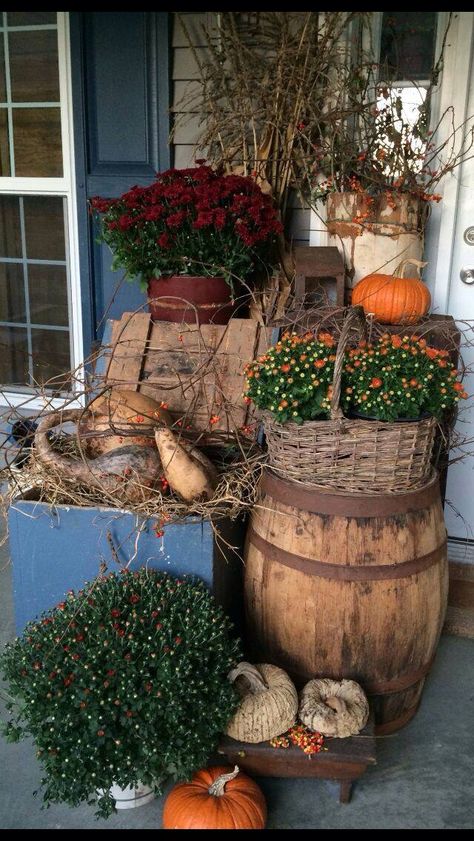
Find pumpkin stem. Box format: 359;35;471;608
208;766;240;797
393;258;428;279
325;695;347;715
227;662;269;694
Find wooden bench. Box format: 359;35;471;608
217;716;376;804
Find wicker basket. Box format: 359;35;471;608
262;306;437;494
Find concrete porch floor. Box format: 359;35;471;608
1;532;473;831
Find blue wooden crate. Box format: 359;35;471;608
9;497;245;635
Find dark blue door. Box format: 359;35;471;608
70;12;170;354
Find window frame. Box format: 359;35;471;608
0;12;84;410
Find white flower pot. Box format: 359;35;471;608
98;781;155;810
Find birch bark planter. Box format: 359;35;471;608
326;192;426;291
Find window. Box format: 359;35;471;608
374;13;439;180
380;12;437;82
0;12;80;399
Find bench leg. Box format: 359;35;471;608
339;780;352;804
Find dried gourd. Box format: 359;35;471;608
35;409;162;504
154;427;218;502
81;389;172;457
299;677;369;738
225;662;298;743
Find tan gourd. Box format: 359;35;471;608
35;410;162;504
154;428;218;503
225;662;298;743
82;390;172;457
299;678;369;738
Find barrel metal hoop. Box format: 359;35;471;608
366;659;434;694
248;527;447;582
288;659;433;696
260;469;440;518
374;703;421;735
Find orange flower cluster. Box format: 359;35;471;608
342;333;467;420
270;723;326;755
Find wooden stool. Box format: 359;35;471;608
218;716;376;804
294;246;346;307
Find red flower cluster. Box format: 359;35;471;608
270;723;325;755
90;164;282;290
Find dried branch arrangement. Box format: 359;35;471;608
176;12;474;227
1;297;473;544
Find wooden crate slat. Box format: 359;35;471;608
105;312;153;389
101;313;271;437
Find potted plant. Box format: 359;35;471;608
308;15;474;288
0;568;241;818
243;308;467;492
90;164;282;324
341;332;467;422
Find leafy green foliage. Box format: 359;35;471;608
341;333;467;421
244;330;337;424
0;569;241;818
244;331;467;423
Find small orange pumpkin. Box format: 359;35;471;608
352;259;431;324
162;765;267;830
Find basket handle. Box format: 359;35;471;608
330;305;368;420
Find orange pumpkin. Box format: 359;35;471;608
162;765;267;830
352;259;431;324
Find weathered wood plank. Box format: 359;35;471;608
101;314;270;439
106;312;153;390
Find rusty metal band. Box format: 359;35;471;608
366;661;432;695
374;703;420;736
288;661;432;696
248;527;446;582
260;469;440;517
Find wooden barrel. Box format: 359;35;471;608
244;470;448;735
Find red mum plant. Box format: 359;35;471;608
90;164;282;294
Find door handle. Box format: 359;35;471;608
460;268;474;284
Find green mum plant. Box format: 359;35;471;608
341;333;467;422
243;330;467;424
0;569;241;819
243;330;337;425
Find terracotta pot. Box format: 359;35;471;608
147;275;239;324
